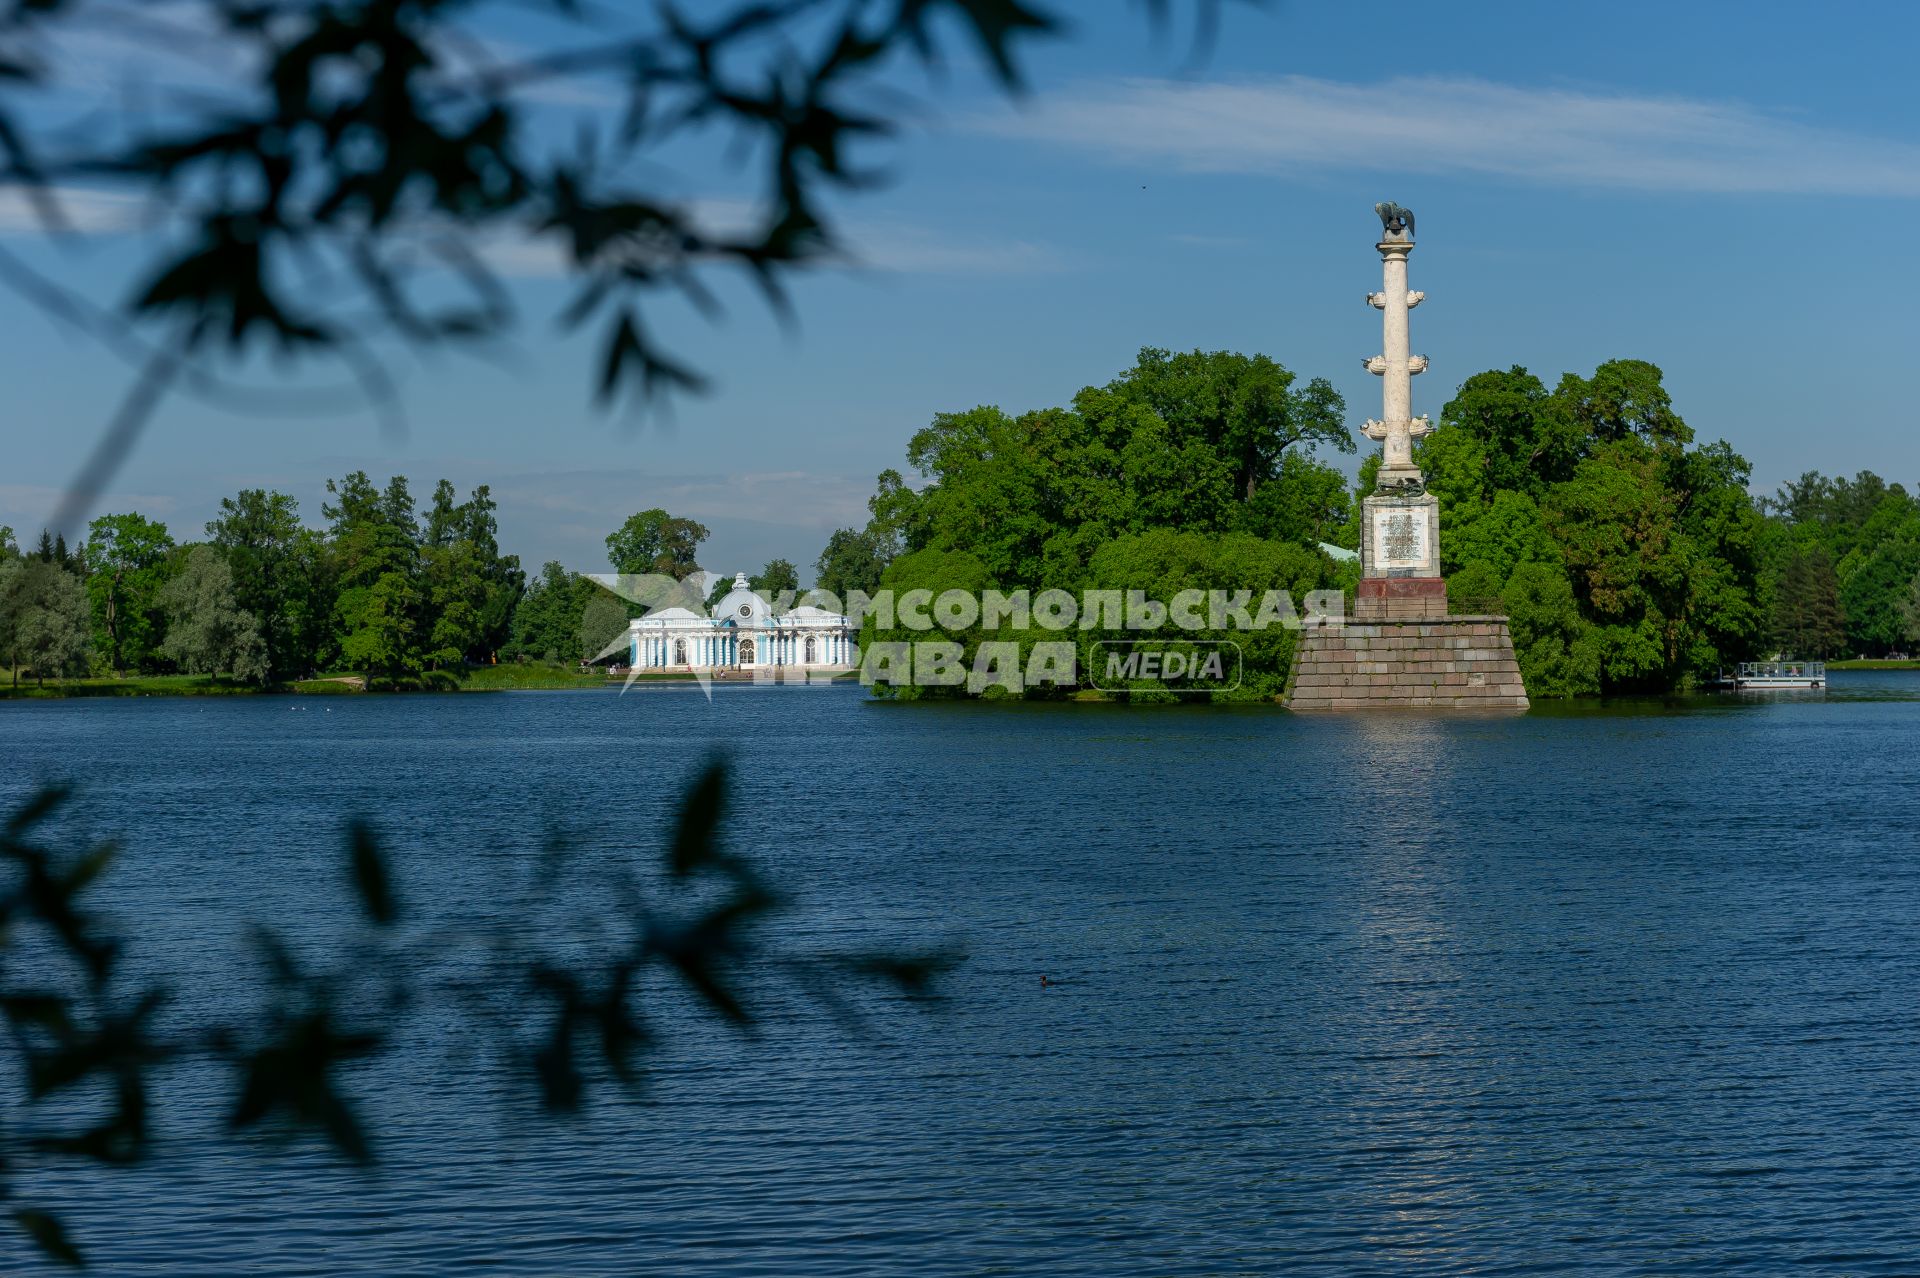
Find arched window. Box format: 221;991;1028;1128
805;636;817;664
673;639;687;665
740;638;756;664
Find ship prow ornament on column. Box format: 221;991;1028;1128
1285;203;1529;712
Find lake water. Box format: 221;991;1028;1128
5;674;1920;1275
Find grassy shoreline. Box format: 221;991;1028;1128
0;663;870;698
0;664;697;698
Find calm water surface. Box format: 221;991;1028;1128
5;674;1920;1275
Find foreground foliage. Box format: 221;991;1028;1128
0;763;954;1267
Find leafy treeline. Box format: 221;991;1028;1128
0;492;824;687
815;349;1920;699
1426;363;1920;688
817;347;1357;700
1419;360;1767;695
0;477;524;687
10;352;1920;697
1760;471;1920;660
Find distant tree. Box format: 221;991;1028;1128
82;513;176;674
606;510;710;579
0;526;15;557
1773;547;1848;659
508;562;586;664
157;547;269;684
421;541;489;669
1900;569;1920;652
33;529;75;570
1554;359;1693;451
1094;347;1350;502
751;558;800;600
0;556;31;687
12;559;93;686
207;490;307;678
440;484;523;658
814;528;892;602
578;594;630;663
337;573;419;685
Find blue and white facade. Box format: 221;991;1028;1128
627;573;856;671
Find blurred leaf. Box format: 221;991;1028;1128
346;820;398;926
667;757;729;877
228;1006;383;1164
13;1209;81;1267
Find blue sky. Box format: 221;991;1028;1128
4;1;1917;578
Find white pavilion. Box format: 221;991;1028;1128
626;572;856;672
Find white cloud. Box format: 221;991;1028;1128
834;220;1066;275
979;75;1920;196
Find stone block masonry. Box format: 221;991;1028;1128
1284;616;1529;711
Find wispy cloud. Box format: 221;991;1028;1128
479;203;1064;279
980;75;1920;196
0;483;178;531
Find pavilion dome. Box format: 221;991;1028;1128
712;571;770;626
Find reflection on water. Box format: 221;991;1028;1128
4;673;1920;1275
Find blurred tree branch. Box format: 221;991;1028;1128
0;759;958;1267
0;0;1249;533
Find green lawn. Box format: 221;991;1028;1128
1828;658;1920;670
1;662;790;698
456;662;624;690
0;672;265;698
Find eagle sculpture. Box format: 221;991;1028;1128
1374;201;1415;239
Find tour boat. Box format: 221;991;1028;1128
1717;660;1827;690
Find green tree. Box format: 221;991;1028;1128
1773;547;1848;659
814;528;892;603
0;556;22;689
82;512;175;674
578;593;630;663
606;509;710;579
1236;451;1354;547
421;541;490;669
157;546;269;684
1094;347;1350;502
1427;366;1583;502
508;562;587;663
1500;560;1601;698
1085;529;1330;702
207;490;308;679
1898;568;1920;652
751;558;800;600
337;572;420;684
13;560;92;686
1555;359;1693;451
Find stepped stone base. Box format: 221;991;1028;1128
1285;616;1529;711
1355;575;1448;621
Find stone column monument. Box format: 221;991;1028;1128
1356;201;1444;621
1284;203;1528;711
